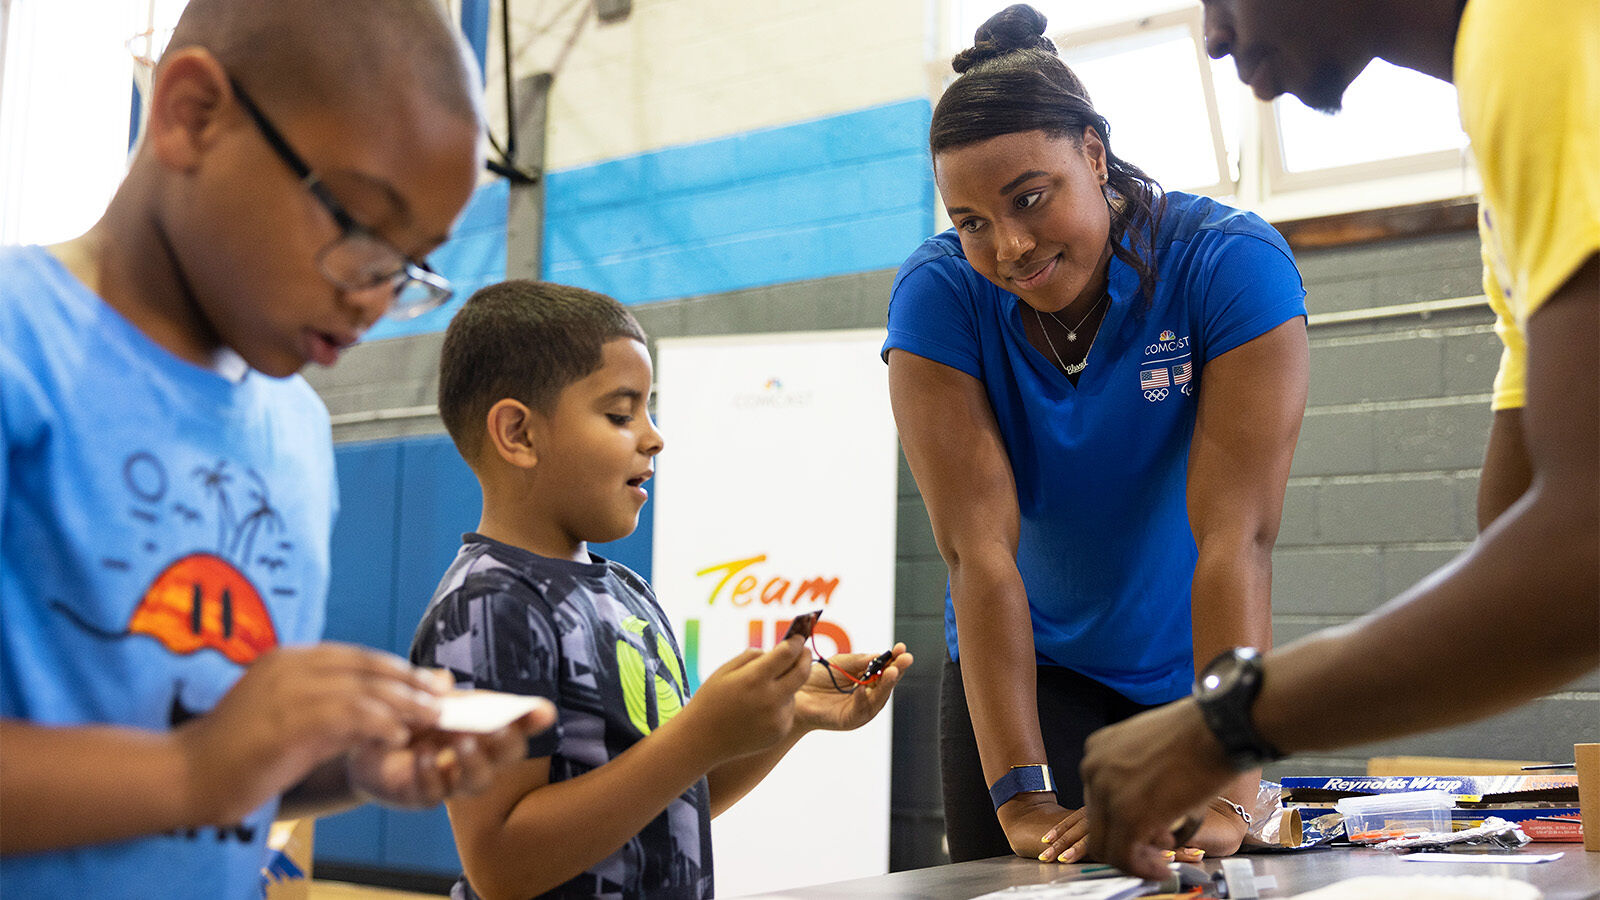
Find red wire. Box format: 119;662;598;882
808;633;886;686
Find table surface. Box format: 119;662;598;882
737;846;1600;899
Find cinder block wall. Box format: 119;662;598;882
1270;231;1598;778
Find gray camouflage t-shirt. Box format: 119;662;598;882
410;534;712;899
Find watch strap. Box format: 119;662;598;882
988;764;1056;810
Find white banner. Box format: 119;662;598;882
652;329;899;897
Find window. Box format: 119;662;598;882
952;0;1180;46
1271;59;1469;181
0;0;186;246
1055;11;1230;195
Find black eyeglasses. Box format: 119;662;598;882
228;77;451;321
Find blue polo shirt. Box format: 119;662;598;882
883;191;1304;705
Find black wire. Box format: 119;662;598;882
487;129;512;163
487;156;539;184
815;658;858;694
481;0;540;185
500;0;516;160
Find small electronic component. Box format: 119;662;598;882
782;609;823;640
860;648;897;681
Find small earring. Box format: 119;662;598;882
1100;172;1108;184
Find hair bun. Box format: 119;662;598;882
952;3;1056;73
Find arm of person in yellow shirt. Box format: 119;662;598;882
1080;253;1598;880
1477;409;1533;530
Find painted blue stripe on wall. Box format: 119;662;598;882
460;0;490;88
544;98;934;305
362;98;934;341
365;178;509;342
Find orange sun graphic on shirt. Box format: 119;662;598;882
127;553;279;665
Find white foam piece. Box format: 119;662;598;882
436;689;548;734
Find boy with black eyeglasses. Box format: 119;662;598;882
0;1;549;896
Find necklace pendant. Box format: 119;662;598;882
1066;332;1078;342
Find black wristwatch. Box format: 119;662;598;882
1193;647;1283;770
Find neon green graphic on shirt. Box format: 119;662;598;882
617;615;686;735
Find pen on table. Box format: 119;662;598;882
1520;762;1575;770
1069;864;1129;880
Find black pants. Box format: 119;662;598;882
939;658;1157;862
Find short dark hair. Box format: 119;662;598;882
438;280;647;459
166;0;480;122
932;3;1166;307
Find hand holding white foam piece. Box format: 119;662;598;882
435;689;549;733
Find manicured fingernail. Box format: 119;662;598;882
1038;851;1053;861
1058;852;1075;862
1042;833;1054;843
1162;850;1176;859
1192;849;1205;859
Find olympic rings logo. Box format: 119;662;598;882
1144;388;1168;402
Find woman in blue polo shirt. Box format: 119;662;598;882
884;4;1307;864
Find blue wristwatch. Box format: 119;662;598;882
988;764;1056;810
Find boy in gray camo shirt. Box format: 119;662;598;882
412;281;911;899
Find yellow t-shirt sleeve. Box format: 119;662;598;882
1483;231;1527;411
1457;0;1600;324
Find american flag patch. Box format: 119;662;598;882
1140;367;1170;389
1172;361;1192;385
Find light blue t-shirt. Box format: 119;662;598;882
1;245;336;898
883;192;1305;705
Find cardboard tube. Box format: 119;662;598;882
1577;742;1600;852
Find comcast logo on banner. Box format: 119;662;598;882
732;375;812;409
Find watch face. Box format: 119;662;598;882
1199;648;1259;697
1194;647;1276;769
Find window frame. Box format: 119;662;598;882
1053;7;1233;198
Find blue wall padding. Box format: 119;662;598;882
315;433;654;874
313;442;400;868
392;436;485;647
544;99;934;305
365;179;511;342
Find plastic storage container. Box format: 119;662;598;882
1335;789;1454;843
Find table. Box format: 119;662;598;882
737;847;1600;899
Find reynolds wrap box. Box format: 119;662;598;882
1281;774;1581;842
